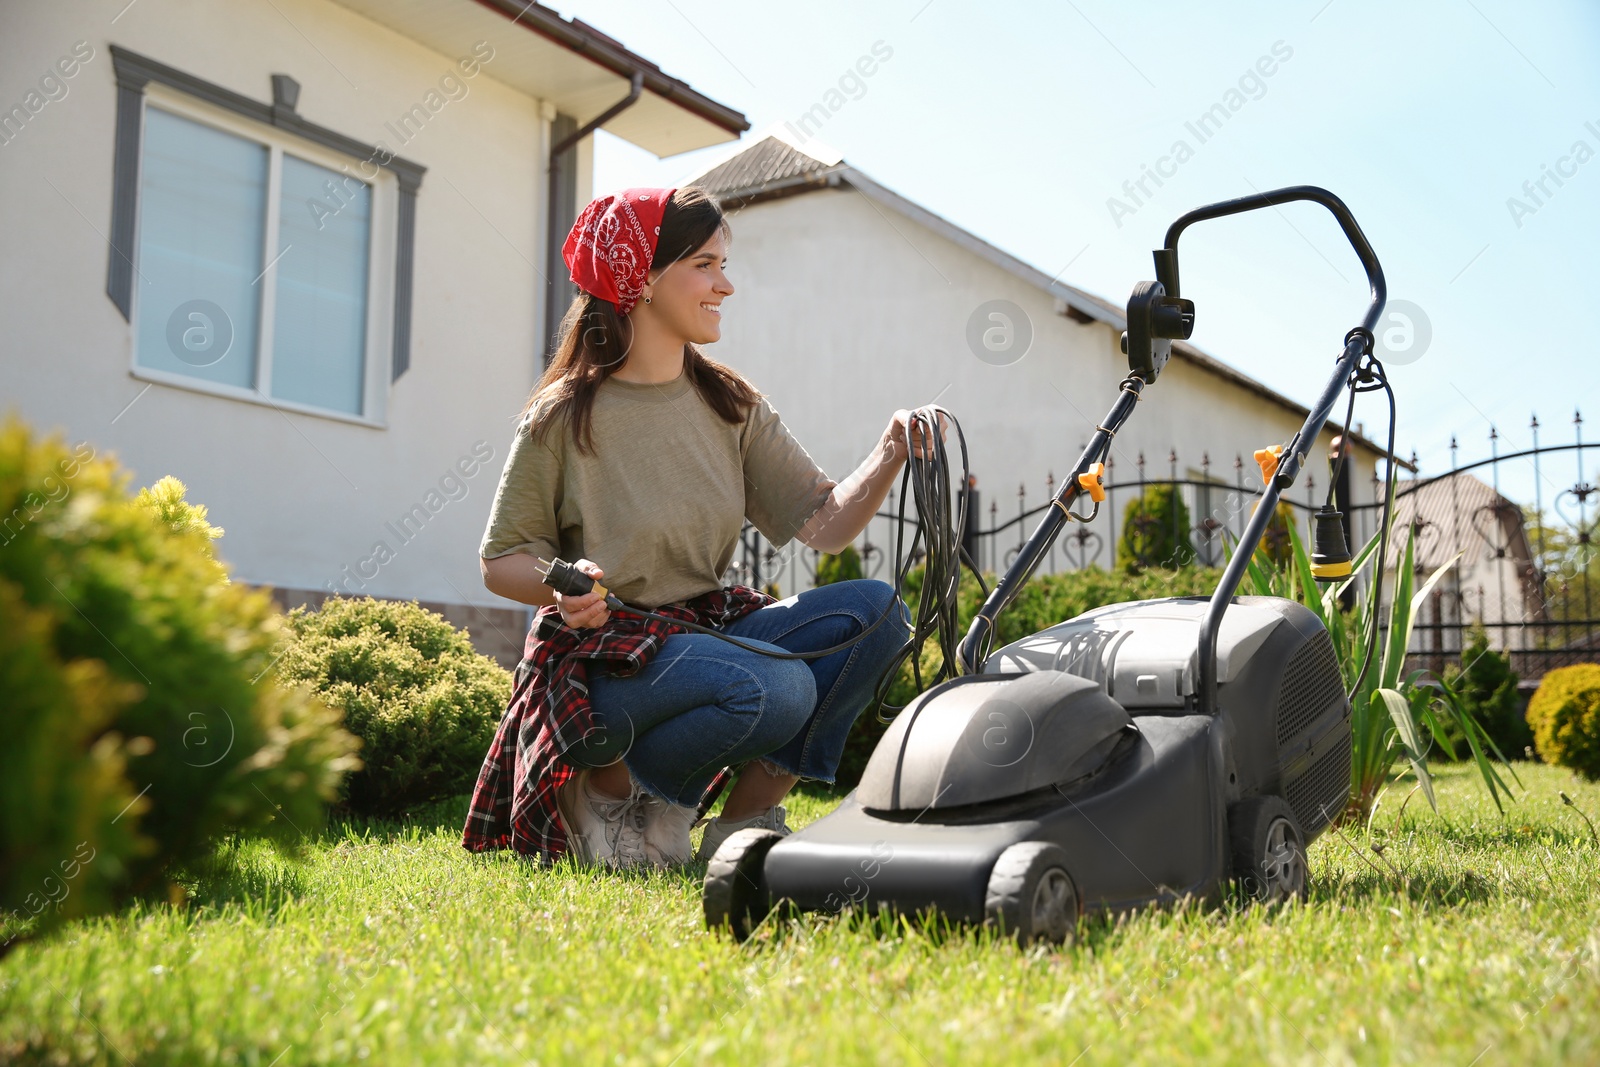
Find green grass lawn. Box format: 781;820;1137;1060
4;763;1599;1066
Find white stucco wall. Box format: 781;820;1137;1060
0;0;574;610
707;188;1380;591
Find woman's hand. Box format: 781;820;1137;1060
555;558;611;628
799;409;949;554
882;408;950;464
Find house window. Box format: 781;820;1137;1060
272;153;372;414
135;106;269;394
108;47;424;425
133;99;381;418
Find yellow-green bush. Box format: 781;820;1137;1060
0;583;146;936
0;419;359;948
277;597;510;815
134;474;224;551
1527;663;1600;780
815;545;864;586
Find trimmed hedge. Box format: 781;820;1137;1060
277;597;511;816
1;421;359;947
1527;663;1600;780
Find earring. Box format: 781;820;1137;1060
643;296;651;304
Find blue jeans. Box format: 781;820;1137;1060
567;579;912;807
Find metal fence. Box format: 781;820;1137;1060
725;410;1598;685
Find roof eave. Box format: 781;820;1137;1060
469;0;748;138
706;154;1411;468
713;167;849;209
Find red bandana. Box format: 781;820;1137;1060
562;187;676;315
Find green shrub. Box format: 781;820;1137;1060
1527;663;1600;780
1117;484;1192;572
0;582;146;940
815;545;863;586
982;563;1219;646
1439;626;1528;761
0;420;359;948
277;597;511;815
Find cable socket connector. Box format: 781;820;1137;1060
536;556;618;607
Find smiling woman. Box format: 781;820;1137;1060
466;186;937;874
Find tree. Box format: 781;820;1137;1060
1522;506;1600;645
1440;625;1529;760
1117;485;1192;572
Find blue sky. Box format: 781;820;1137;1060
563;0;1600;510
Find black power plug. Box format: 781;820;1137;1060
537;556;622;608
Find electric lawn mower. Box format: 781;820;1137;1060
698;185;1398;944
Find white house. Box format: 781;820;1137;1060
0;0;747;665
688;134;1395;595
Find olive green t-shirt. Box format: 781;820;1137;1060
480;371;836;609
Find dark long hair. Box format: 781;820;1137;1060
521;186;761;455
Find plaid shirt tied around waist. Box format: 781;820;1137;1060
460;584;773;863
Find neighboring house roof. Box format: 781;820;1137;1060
1390;472;1540;596
696;135;831;198
327;0;748;155
694;135;1405;465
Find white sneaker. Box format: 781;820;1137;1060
638;795;700;868
557;769;650;869
694;804;790;863
608;795;650;871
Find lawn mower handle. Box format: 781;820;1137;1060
1187;188;1385;715
1156;185;1387;336
957;186;1388;710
